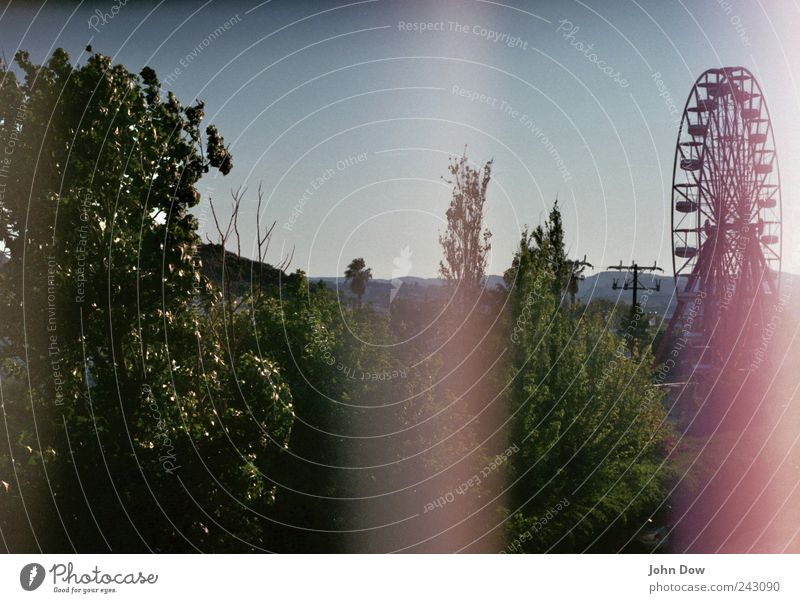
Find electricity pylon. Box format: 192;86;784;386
608;260;663;308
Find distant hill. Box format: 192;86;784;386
310;275;507;312
312;272;679;314
311;271;800;318
196;244;797;321
199;243;301;295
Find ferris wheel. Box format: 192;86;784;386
667;67;781;375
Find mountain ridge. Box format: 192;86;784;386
312;271;796;317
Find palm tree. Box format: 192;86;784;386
565;255;593;305
344;258;372;307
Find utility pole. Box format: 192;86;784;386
608;260;663;308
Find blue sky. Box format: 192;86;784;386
2;0;798;278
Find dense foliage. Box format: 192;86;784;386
502;204;674;552
0;48;289;552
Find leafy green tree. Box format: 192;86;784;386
503;201;673;552
0;48;295;552
619;302;653;353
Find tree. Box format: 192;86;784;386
439;151;492;301
619;301;653;353
0;48;298;553
510;200;590;307
531;199;573;300
503;201;674;552
344;257;372;306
